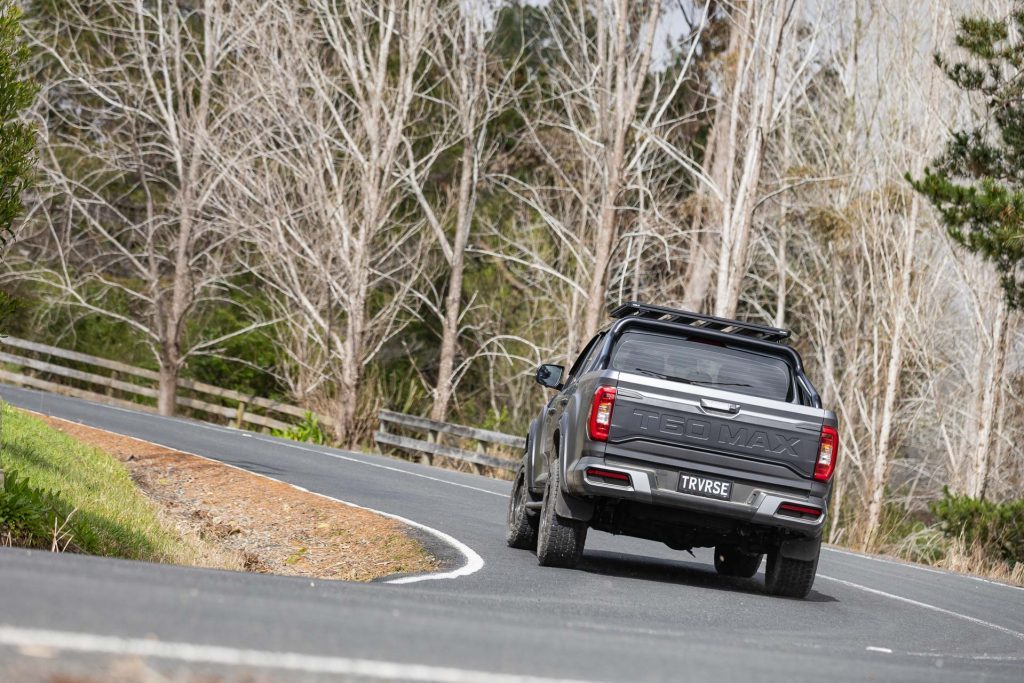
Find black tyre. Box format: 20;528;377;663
506;464;539;550
713;545;763;578
764;539;820;598
536;461;587;568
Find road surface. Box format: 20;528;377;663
1;385;1021;682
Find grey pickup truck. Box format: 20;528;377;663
506;302;838;598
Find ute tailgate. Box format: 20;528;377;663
607;372;824;480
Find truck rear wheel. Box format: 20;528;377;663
536;461;587;568
764;539;820;598
506;464;539;550
713;545;763;578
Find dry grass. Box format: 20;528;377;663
885;525;1024;587
33;412;437;581
931;536;1024;586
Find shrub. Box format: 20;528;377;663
1;404;198;560
274;412;328;445
0;470;88;550
930;489;1024;566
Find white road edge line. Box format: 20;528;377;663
89;395;510;499
250;436;509;499
818;575;1024;642
0;625;584;683
823;545;1024;592
18;409;484;585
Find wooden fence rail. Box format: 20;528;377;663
375;409;522;473
0;336;320;433
0;335;523;477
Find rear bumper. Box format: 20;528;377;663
566;454;827;536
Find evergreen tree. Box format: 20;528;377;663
0;0;35;253
911;9;1024;308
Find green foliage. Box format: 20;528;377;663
372;361;426;417
0;469;88;549
0;288;20;334
910;9;1024;308
274;412;328;446
182;289;283;398
0;0;36;250
931;488;1024;566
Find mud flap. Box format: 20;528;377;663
554;485;594;522
525;419;543;494
779;535;821;562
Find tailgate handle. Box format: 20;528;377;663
700;398;740;414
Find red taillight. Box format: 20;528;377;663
778;502;823;517
814;425;839;481
585;467;630;484
588;386;617;442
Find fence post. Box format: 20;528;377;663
234;400;247;429
422;429;436;467
471;442;485;476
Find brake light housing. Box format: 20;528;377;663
814;425;839;481
588;386;617;442
585;467;631;485
777;502;823;518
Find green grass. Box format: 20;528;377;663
0;403;196;562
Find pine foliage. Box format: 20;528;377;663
911;10;1024;308
0;0;35;251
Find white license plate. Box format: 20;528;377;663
677;472;732;501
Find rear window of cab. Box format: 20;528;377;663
610;331;794;402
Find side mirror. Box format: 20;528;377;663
535;363;564;389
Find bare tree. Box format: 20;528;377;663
231;0;439;444
681;0;830;318
13;0;265;415
404;3;516;423
497;0;708;353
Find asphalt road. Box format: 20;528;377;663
1;384;1022;682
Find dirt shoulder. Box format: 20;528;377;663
36;414;438;582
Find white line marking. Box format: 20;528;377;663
823;545;1024;592
904;651;1024;662
0;625;585;683
40;389;510;499
249;437;509;499
865;646;892;654
818;575;1024;642
18;410;485;585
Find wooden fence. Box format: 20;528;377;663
0;335;331;433
375;409;522;474
0;335;524;477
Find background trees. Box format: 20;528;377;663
912;9;1024;311
0;0;34;253
9;0;267;415
1;0;1021;558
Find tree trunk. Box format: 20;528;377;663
863;194;919;550
680;9;744;313
968;299;1008;500
581;0;661;342
680;119;724;312
774;107;792;329
713;1;787;319
582;176;624;341
431;140;475;422
157;360;179;417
